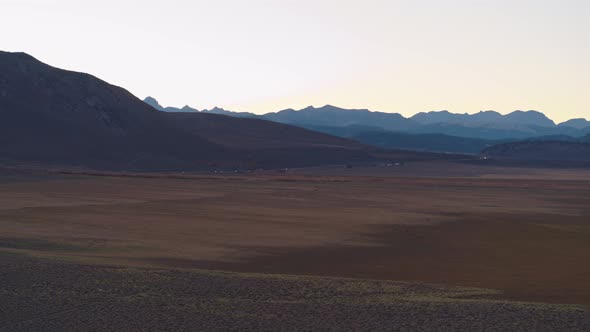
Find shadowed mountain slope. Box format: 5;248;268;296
482;141;590;164
289;124;502;154
0;51;405;170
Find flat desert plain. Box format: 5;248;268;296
1;162;589;330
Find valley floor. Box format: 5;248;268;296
0;161;589;329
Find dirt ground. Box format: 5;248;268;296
1;253;588;331
1;161;590;310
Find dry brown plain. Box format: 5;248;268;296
1;161;590;309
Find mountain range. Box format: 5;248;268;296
144;97;258;118
482;139;590;166
1;50;588;170
144;98;590;141
144;98;590;153
3;51;441;171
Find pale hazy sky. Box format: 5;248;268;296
2;0;589;121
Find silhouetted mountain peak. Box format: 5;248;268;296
504;110;555;127
411;110;473;125
144;96;164;111
558;118;590;129
508;110;545;117
143;97;197;113
181;105;198;112
476;110;501;115
320;104;351;111
202;106;231;114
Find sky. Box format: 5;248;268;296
2;0;589;122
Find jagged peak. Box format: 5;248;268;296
181;105;198;112
143;96;159;104
143;96;164;111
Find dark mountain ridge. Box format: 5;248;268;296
482;141;590;165
294;124;590;155
298;124;507;154
0;52;213;169
1;51;413;170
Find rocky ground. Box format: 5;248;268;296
0;253;588;331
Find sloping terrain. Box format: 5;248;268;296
0;51;391;170
483;141;590;165
292;124;505;154
264;123;590;155
0;52;226;170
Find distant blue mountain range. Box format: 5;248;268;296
144;97;590;153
